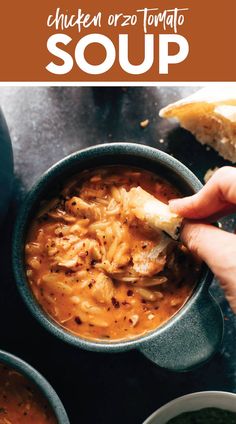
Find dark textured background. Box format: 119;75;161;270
0;87;236;424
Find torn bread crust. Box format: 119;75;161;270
128;186;182;240
159;86;236;163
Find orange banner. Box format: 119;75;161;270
0;0;235;81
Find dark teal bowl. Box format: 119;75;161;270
0;108;13;224
13;143;224;371
0;349;69;423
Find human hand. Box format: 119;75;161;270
169;167;236;312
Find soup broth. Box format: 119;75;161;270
25;166;200;341
0;364;57;424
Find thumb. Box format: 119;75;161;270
169;166;236;220
182;222;236;313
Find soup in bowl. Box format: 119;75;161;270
13;143;223;371
25;166;199;342
0;350;69;424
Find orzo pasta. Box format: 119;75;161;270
25;167;200;341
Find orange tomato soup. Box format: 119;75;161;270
25;167;199;341
0;364;57;424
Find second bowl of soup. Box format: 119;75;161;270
13;143;224;371
0;350;69;424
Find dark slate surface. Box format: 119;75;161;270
0;87;236;424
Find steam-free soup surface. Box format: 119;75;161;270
0;364;57;423
25;167;199;341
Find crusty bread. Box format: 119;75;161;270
128;186;182;240
159;86;236;163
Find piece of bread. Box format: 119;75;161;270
159;86;236;163
128;186;182;240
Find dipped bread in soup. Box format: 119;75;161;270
0;363;57;423
25;166;200;341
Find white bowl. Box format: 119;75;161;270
143;391;236;424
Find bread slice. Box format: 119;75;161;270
159;86;236;163
128;186;182;240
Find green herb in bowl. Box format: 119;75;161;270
167;408;236;423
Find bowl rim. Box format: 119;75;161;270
0;349;70;423
143;391;236;423
13;142;212;352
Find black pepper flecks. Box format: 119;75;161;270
111;297;120;309
74;316;82;325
